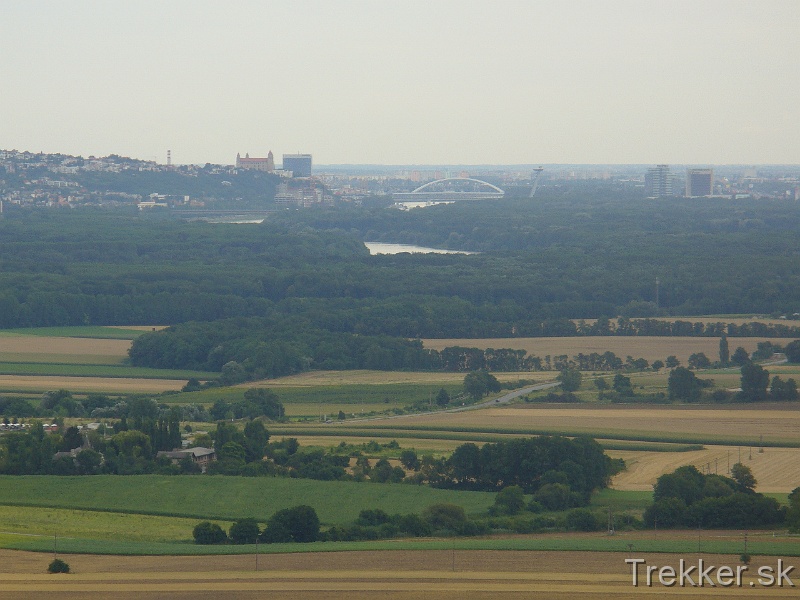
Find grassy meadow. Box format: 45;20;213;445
0;475;495;525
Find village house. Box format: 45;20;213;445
156;447;217;472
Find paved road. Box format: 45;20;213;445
335;380;561;425
448;380;562;412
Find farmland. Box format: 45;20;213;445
0;475;496;525
0;328;215;394
609;445;800;493
0;333;131;365
361;405;800;447
2;325;800;573
422;336;785;365
0;374;187;394
3;547;800;599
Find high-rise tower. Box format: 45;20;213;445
686;168;713;197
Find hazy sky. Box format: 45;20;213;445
2;1;798;165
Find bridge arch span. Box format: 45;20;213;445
411;177;504;195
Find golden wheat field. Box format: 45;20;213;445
609;445;800;493
421;337;784;365
0;375;185;394
370;405;800;444
2;548;799;599
0;335;130;365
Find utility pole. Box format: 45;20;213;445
655;278;660;309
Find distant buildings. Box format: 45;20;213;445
643;165;715;198
686;168;714;197
644;164;677;197
282;153;312;177
234;151;313;178
236;151;274;172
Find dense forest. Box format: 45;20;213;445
2;191;800;374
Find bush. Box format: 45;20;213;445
564;508;601;531
48;558;70;574
490;485;526;516
422;503;468;532
260;505;320;543
533;483;574;511
229;518;260;544
193;521;228;545
643;498;687;528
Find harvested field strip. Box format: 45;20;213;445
0;362;218;380
609;445;800;494
269;428;704;453
3;549;800;600
0;335;131;357
0;375;186;394
285;423;800;448
0;476;494;525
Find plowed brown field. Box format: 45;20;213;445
2;548;798;599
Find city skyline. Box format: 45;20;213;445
2;1;799;166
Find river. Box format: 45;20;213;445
365;242;476;255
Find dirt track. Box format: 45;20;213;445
2;548;799;599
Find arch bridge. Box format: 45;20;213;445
393;177;505;202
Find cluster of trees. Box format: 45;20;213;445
400;437;620;506
643;465;784;529
194;493;619;546
667;362;798;403
193;505;320;545
0;421;189;476
575;318;800;339
209;389;285;421
0;390;214;423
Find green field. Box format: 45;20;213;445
3;326;148;340
172;383;465;412
0;480;794;557
3;527;800;557
0;505;209;543
0;475;494;525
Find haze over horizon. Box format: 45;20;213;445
2;1;798;166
